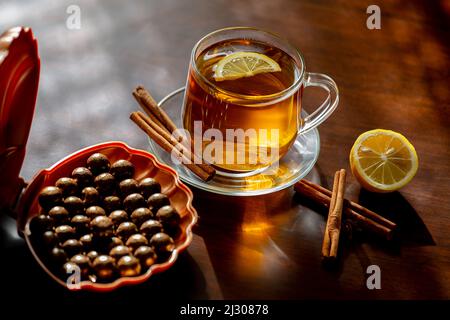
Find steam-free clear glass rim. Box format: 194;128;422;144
147;88;320;197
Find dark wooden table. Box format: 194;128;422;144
1;0;449;301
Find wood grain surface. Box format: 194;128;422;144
0;0;449;300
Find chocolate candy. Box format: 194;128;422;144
134;246;157;268
87;250;99;261
81;187;100;207
80;234;93;251
50;247;68;264
109;245;131;260
140;219;163;239
119;179;139;197
63;196;84;216
150;233;175;254
42;230;58;247
29;214;53;234
109;210;128;226
90;216;114;238
70;254;91;277
123;193;146;213
126;234;148;251
55;177;78;197
87;153;110;175
147;193;170;212
72;167;93;188
71;215;90;234
92;255;116;280
130;208;153;227
55;225;76;243
116;222;138;240
139;178;161;198
38;186;63;210
103;196;122;213
108;237;124;250
61;239;82;256
94;173;116;196
85;206;106;218
156;205;180;230
117;255;141;277
48;206;70;225
110;159;135;181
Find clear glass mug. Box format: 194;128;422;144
182;27;339;177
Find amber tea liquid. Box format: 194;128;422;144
183;39;302;173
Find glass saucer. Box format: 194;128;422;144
148;88;320;196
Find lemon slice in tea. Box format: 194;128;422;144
213;52;281;81
349;129;418;193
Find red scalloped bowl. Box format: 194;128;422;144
17;141;197;292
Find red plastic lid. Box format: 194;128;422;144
0;27;40;212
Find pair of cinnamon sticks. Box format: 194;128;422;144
294;170;397;260
296;179;396;238
130;86;215;182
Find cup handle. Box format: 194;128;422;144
298;72;339;134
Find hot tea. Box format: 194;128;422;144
183;38;302;173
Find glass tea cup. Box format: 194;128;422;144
182;27;338;177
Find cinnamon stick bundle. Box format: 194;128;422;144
133;86;177;134
294;179;396;239
130;112;215;181
130;86;216;181
301;179;396;230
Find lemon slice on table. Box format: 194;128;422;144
213;52;281;81
349;129;419;193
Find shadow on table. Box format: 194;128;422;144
358;189;435;247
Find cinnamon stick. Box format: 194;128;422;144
132;86;215;177
133;86;178;134
137;111;215;176
330;169;346;257
322;170;346;259
133;86;216;181
321;171;339;258
294;180;393;239
301;179;396;230
130;112;214;181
